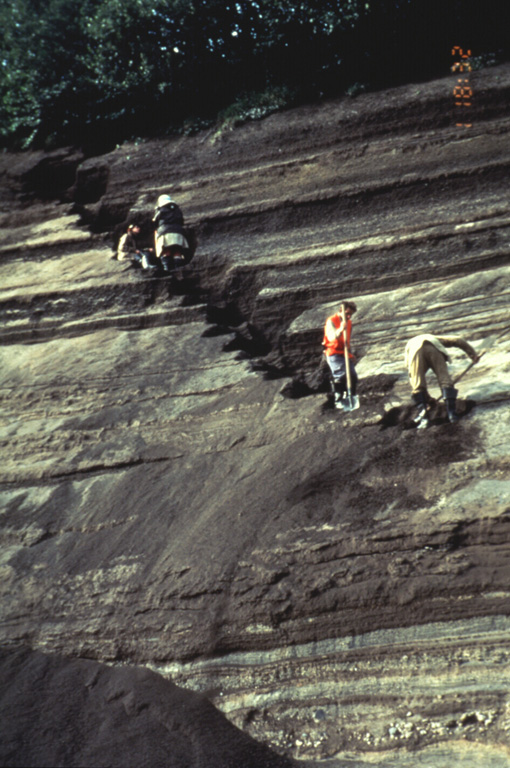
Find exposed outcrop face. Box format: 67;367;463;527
1;65;510;768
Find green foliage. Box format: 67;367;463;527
345;82;367;97
0;0;99;147
469;52;501;71
211;86;295;142
0;0;508;150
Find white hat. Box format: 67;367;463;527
157;194;173;207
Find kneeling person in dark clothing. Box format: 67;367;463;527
153;194;190;273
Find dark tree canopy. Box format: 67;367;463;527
0;0;507;150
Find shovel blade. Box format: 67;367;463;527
342;394;360;411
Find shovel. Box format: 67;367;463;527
341;303;360;411
438;323;510;400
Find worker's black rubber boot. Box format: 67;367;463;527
333;380;345;410
443;386;459;423
412;392;429;429
160;255;174;273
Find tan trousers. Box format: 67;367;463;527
409;341;453;394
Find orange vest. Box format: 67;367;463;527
323;313;353;357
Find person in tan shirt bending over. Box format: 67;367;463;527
405;333;479;428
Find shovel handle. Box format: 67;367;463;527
437;350;485;401
452;323;510;386
341;304;352;393
452;349;485;386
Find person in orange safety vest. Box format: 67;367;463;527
323;301;358;409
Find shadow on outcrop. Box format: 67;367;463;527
380;399;478;430
281;372;400;401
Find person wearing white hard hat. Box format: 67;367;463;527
152;194;189;273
